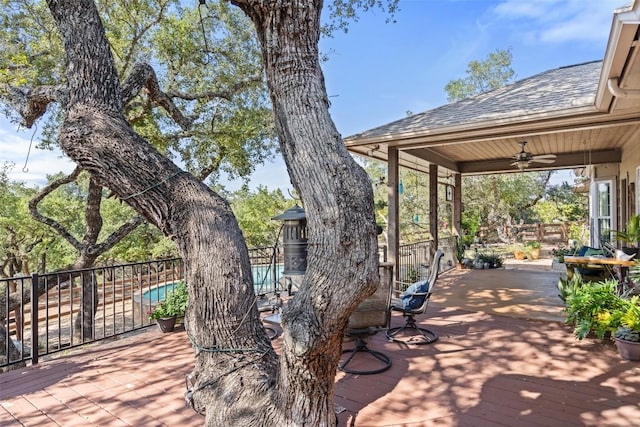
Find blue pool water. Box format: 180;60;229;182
143;282;177;303
142;264;285;302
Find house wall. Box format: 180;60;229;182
619;137;640;216
593;139;640;241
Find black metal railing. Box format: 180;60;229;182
2;238;453;370
1;258;185;370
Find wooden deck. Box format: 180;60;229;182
2;261;639;426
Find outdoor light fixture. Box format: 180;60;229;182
516;160;529;171
272;205;308;275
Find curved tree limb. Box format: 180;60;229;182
28;167;83;251
120;62;193;130
4;84;66;128
166;75;263;101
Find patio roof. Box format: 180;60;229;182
344;2;640;176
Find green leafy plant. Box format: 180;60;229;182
524;241;541;260
454;237;466;263
478;252;503;268
148;281;188;320
511;243;525;260
552;246;576;263
525;241;541;249
557;273;585;303
564;280;631;340
614;214;640;248
615;326;640;342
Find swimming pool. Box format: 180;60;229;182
142;282;177;303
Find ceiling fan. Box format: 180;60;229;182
510;141;557;171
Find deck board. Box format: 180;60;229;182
2;261;639;426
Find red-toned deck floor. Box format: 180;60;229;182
2;264;639;426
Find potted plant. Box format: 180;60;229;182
478;252;503;269
614;214;640;256
524;241;541;260
613;296;640;361
557;273;585;303
511;243;525;260
149;302;178;332
454;237;466;269
563;279;626;339
552;246;575;264
614;326;640;361
148;281;188;333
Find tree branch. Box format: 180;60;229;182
167;75;263;101
120;62;193;130
28;167;83;251
91;216;144;255
3;84;66;128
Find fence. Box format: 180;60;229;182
1;240;449;370
395;237;455;293
477;222;585;245
1;258;186;370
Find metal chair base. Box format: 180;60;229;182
386;316;438;345
339;337;392;375
263;326;279;340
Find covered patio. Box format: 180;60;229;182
344;2;640;267
2;260;638;426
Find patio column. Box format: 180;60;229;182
388;146;400;281
453;173;462;238
429;163;438;257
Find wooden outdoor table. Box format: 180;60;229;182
564;256;635;286
563;256;635;267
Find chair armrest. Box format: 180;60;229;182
404;291;429;297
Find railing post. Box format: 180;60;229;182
31;273;39;366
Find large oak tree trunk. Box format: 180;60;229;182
229;1;380;425
45;0;378;425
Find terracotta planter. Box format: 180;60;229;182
514;251;525;260
156;316;177;333
527;248;540;260
615;338;640;361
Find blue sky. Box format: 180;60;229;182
0;0;627;190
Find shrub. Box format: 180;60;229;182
564;280;633;340
148;281;188;320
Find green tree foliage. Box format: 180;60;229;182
0;163;72;275
228;186;293;248
516;180;588;225
462;172;551;240
444;48;516;102
0;0;277;273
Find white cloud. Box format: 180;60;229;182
0;123;75;187
492;0;626;44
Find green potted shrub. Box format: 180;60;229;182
564;279;627;339
524;241;541;260
148;281;188;332
511;243;525;260
478;252;503;269
557;273;585;303
454;237;466;269
613;297;640;361
614;214;640;256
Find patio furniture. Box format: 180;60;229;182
339;262;394;375
386;249;444;345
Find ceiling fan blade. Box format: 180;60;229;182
530;158;556;164
532;154;557;160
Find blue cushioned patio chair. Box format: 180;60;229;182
386;249;444;345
